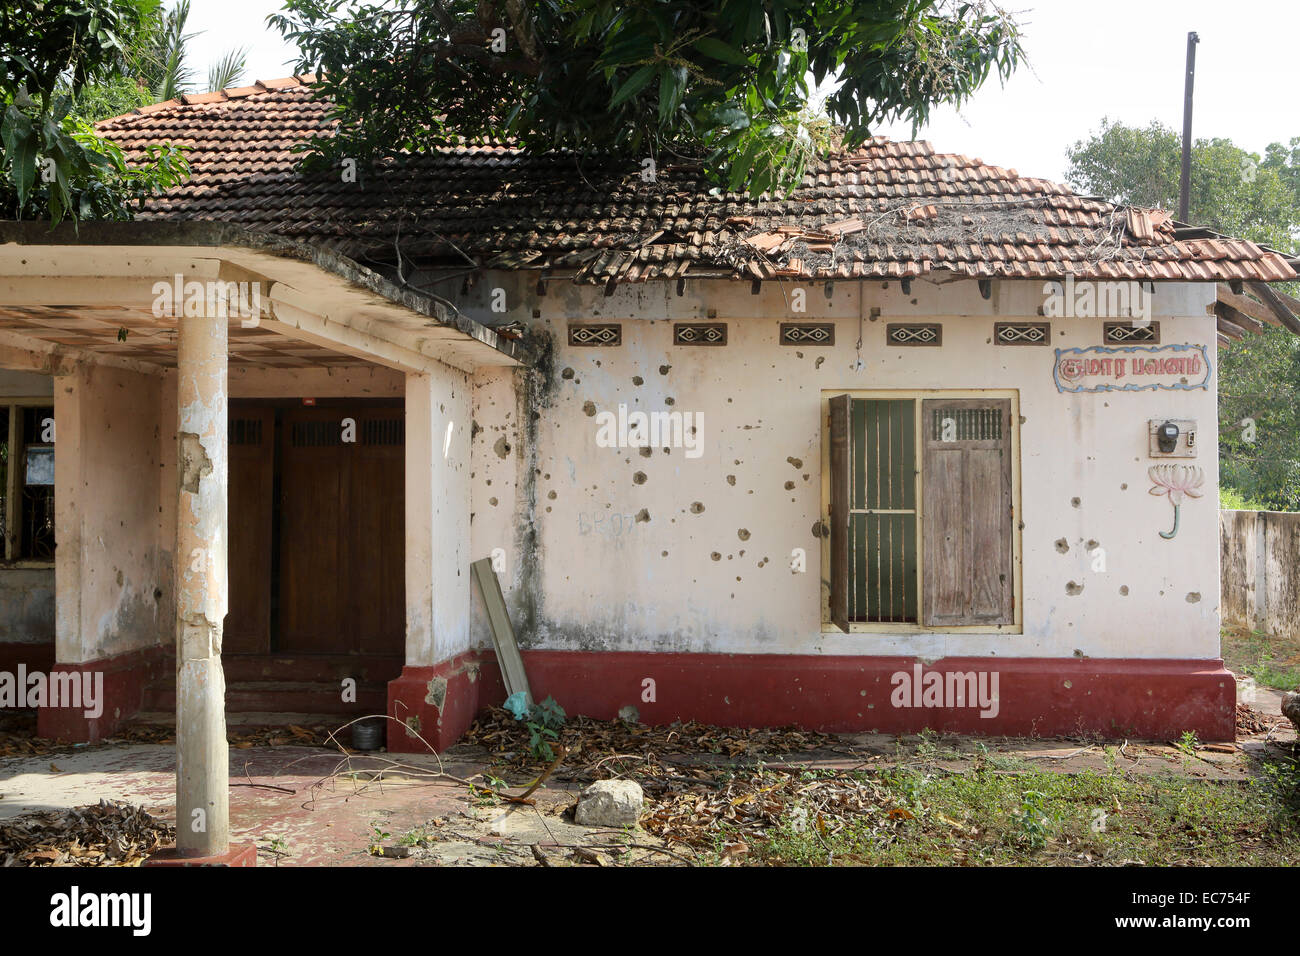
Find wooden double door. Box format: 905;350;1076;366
224;401;405;656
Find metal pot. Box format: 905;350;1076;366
351;718;385;751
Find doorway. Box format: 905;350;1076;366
224;399;405;656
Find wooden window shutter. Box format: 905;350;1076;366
921;399;1013;627
828;394;851;632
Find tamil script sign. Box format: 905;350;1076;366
1053;344;1211;393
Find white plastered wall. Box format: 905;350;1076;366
405;361;474;666
466;275;1222;662
54;364;171;663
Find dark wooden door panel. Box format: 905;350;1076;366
279;408;348;653
225;407;274;653
968;446;1011;621
277;404;405;655
348;410;405;655
922;445;966;626
921;398;1013;627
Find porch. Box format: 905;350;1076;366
0;221;523;857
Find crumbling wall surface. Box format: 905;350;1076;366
0;570;55;642
54;363;171;663
1221;509;1300;643
462;275;1221;663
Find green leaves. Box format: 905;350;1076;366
693;36;750;66
272;0;1024;198
0;0;193;223
609;65;656;108
1;105;37;211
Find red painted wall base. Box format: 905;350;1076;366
33;644;167;742
387;650;1237;752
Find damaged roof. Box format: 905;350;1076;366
98;76;1300;286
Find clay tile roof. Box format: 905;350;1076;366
95;76;1300;285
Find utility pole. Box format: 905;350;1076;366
1178;31;1199;222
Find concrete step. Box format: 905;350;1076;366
141;679;388;715
131;710;369;732
154;652;403;684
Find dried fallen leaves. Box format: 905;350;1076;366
641;768;900;852
1236;703;1276;735
463;711;885;858
463;708;835;780
0;711;334;759
0;800;174;867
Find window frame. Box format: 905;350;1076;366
820;388;1022;634
0;396;57;568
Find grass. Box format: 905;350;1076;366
1222;626;1300;692
743;752;1300;867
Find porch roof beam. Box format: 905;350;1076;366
262;301;444;375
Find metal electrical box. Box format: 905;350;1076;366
1148;419;1197;458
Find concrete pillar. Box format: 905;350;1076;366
403;368;471;667
174;311;229;856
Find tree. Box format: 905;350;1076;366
271;0;1025;195
68;0;250;124
1066;119;1300;511
1;0;190;223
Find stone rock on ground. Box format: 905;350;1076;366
575;779;644;827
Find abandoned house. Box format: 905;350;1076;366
2;74;1298;769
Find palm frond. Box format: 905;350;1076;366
206;47;248;93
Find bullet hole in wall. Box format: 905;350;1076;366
1055;539;1069;553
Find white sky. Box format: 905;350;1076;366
186;0;1300;184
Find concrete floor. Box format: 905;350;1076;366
1;681;1292;866
0;742;673;866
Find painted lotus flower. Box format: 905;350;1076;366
1148;465;1204;539
1148;465;1205;504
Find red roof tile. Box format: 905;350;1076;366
96;76;1299;285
